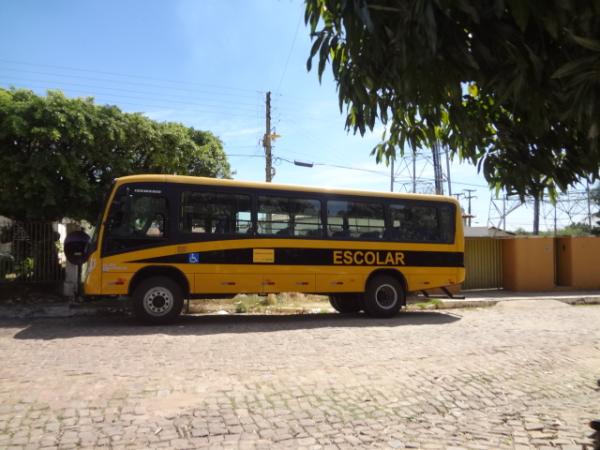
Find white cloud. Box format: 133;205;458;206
143;109;176;121
298;166;389;191
220;126;263;139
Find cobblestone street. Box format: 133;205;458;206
0;300;599;449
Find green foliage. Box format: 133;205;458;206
305;0;600;197
260;294;278;306
411;298;443;310
558;222;595;236
235;302;248;313
0;88;231;222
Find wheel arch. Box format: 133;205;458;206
365;269;408;303
129;266;190;297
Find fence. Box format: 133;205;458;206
0;218;64;284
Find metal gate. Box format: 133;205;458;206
0;219;64;283
463;238;503;290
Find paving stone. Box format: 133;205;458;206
0;301;598;448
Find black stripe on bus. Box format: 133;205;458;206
130;248;464;268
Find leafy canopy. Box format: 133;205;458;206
305;0;600;196
0;88;231;222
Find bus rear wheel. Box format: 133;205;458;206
329;294;363;314
364;275;404;318
132;276;184;324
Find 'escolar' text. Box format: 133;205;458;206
332;250;405;266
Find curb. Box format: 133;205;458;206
0;300;130;319
1;295;600;319
0;304;73;319
422;295;600;310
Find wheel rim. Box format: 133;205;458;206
374;284;398;310
143;287;174;316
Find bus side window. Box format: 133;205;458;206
180;191;252;236
327;200;385;239
388;202;455;243
390;203;426;242
257;196;321;238
438;204;455;243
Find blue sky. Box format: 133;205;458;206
0;0;588;231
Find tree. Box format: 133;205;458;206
0;88;231;222
0;88;231;282
305;0;600;196
558;222;594;236
589;184;600;235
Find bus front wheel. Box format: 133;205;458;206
329;294;363;314
364;275;404;318
132;276;184;324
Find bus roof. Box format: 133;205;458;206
114;174;460;205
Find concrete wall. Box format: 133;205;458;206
502;237;555;291
556;237;600;289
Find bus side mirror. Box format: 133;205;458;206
64;231;91;266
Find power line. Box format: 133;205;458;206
274;156;391;178
0;73;264;110
0;81;261;119
0;66;262;100
0;58;262;94
0;76;261;113
276;9;303;93
274;146;491;187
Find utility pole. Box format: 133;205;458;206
263;91;273;182
412;149;417;193
502;195;506;231
453;193;465;226
431;141;444;195
390;157;394;192
554;201;557;236
533;193;540;235
463;189;477;227
587;180;592;227
444;147;452;196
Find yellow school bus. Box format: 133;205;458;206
68;174;465;323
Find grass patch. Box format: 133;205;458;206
409;298;444;310
188;292;332;315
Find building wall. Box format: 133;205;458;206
556;237;600;289
502;237;555;291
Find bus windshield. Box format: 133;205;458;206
103;186;168;254
89;183;115;249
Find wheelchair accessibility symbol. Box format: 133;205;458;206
188;253;200;264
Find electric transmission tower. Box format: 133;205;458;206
488;188;595;233
391;143;452;195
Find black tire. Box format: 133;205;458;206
329;294;364;314
132;276;184;324
364;275;404;318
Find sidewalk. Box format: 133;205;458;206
0;298;130;319
1;290;599;319
416;289;600;309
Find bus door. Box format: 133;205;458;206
102;186;170;293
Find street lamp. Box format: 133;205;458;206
294;160;314;168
